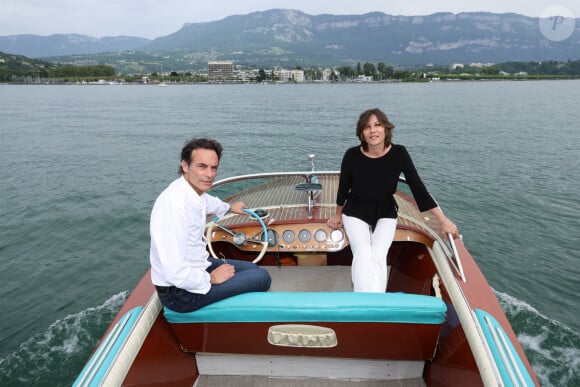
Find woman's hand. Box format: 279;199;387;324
440;217;459;238
327;214;343;230
430;206;459;238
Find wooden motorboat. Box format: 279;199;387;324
73;156;538;386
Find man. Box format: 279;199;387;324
150;138;271;312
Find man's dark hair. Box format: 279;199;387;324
178;138;223;175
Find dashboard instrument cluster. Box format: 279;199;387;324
210;223;348;253
267;224;347;252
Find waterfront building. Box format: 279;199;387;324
274;68;305;82
208;61;234;79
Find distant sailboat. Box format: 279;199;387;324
159;65;168;87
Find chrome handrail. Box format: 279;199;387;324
211;170;340;189
448;233;467;283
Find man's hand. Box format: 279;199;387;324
210;263;235;284
229;201;246;215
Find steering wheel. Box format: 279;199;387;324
206;208;269;263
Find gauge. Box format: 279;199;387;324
254;208;269;218
330;229;344;243
314;228;327;243
264;229;278;247
282;230;295;243
298;229;311;242
233;232;246;246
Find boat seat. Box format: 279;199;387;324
164;291;446;324
164;292;447;360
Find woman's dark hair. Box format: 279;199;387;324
356;108;395;151
178;138;223;175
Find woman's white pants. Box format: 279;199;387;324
342;215;397;292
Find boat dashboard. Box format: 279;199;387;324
207;214;434;256
209;221;348;254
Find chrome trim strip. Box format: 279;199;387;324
76;311;132;386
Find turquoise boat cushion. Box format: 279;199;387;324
164;292;447;324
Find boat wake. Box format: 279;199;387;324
0;291;128;387
495;290;580;387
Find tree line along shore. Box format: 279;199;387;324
1;51;579;84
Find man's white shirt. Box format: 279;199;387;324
150;176;229;294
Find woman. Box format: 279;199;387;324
327;108;458;292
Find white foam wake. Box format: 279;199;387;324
0;291;128;385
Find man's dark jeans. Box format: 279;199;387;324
157;257;271;313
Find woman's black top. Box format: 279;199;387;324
336;144;437;229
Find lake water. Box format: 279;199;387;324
0;81;578;386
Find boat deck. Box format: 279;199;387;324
195;375;425;386
266;265;352;292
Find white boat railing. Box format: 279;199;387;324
429;242;503;386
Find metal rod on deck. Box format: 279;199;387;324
448;233;467;282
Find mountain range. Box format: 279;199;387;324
1;9;579;70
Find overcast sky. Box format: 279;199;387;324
1;1;578;39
